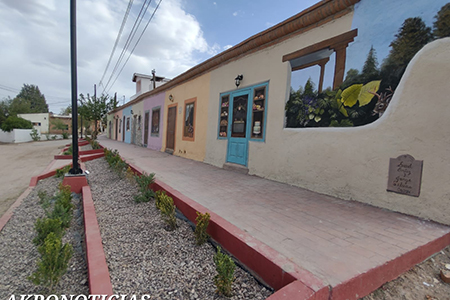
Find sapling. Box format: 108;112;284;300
134;172;156;203
194;211;210;245
213;247;235;297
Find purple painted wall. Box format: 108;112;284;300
143;92;165;151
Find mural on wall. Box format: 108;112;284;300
286;0;450;128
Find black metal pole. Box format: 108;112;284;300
70;0;81;174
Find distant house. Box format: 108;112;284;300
19;113;73;135
18;113;50;134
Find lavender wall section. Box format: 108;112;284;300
143;92;165;151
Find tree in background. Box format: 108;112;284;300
360;46;380;83
78;93;114;139
15;84;48;113
380;17;433;90
60;105;72;116
9;97;32;116
433;3;450;39
1;116;33;132
0;98;12;126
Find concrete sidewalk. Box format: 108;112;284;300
97;135;450;294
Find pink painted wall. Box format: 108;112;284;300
142;92;165;151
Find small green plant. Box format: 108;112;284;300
46;185;73;228
63;145;73;156
194;212;210;245
55;165;71;178
104;148;129;177
38;190;52;210
155;190;165;210
33;218;64;246
51;135;57;140
90;139;101;149
134;172;156;203
157;192;177;230
28;232;73;292
30;128;40;141
125;166;135;182
61;132;69;139
213;247;236;297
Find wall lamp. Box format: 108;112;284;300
131;110;134;115
235;74;243;88
169;94;174;102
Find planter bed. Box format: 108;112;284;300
0;176;88;298
85;158;273;299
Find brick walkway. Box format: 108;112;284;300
97;135;450;289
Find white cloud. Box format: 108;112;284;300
233;11;238;17
223;45;233;50
0;0;216;112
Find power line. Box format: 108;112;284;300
101;0;153;94
98;0;134;88
105;0;163;95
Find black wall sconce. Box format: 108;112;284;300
130;110;134;115
169;94;174;102
235;74;243;88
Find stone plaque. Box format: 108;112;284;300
387;154;423;197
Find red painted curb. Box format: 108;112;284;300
54;155;72;160
81;153;105;162
331;231;450;300
125;161;328;299
82;185;113;295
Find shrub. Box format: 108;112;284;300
104;148;129;176
46;185;73;228
134;172;156;203
89;139;101;149
33;218;64;246
51;135;57;140
38;190;51;210
155;190;165;211
55;165;71;178
194;212;210;245
62;145;73;156
28;232;73;292
213;247;235;297
61;132;69;139
0;116;33;132
30;128;40;141
156;192;177;231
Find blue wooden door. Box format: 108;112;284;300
226;90;251;166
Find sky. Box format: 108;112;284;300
0;0;318;113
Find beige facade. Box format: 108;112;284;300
162;73;211;162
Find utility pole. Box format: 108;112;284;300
69;0;81;175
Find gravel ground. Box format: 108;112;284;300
0;176;88;298
80;144;92;151
85;158;273;300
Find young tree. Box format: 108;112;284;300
15;84;49;113
78;93;113;139
433;3;450;39
60;105;72;116
0;98;12;126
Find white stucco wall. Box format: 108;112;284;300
18;113;50;133
0;129;34;143
205;7;450;225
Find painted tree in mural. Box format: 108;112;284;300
380;17;433;90
433;3;450;38
360;46;380;84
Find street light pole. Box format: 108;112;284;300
69;0;81;174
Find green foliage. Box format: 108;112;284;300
30;128;40;141
51;118;69;133
155;191;177;230
55;165;71;178
194;211;210;246
134;172;156;203
0;115;33;132
63;145;73;156
104;148;129;177
38;190;51;210
28;232;73;293
433;3;450;39
62;132;69;139
16;84;48;113
213;247;235;297
155;190;165;211
8;97;32;116
381;17;433;90
79;93;115;139
45;185;74;228
33;218;64;246
89;139;101;149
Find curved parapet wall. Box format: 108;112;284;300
255;38;450;225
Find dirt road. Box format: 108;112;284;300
0;139;68;218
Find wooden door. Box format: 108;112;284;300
226;90;250;166
166;106;176;153
115;119;118;140
144;111;149;146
